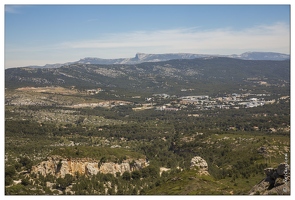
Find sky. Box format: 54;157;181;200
3;2;291;68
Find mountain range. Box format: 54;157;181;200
6;57;290;96
25;52;290;69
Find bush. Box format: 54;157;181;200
21;177;30;186
19;157;33;171
56;174;73;190
131;170;141;180
115;172;121;177
122;171;131;181
5;165;16;178
5;176;13;186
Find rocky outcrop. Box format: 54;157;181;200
31;155;148;178
190;156;209;175
160;167;171;176
249;163;290;195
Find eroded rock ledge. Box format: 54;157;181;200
31;155;148;178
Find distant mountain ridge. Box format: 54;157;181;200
228;52;290;60
25;52;290;69
6;57;290;94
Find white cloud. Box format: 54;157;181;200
5;5;24;14
58;22;290;55
4;22;290;68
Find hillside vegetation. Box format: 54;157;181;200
5;58;290;195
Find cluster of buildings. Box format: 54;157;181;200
137;92;278;112
79;87;283;112
70;100;132;109
178;94;271;109
86;88;103;95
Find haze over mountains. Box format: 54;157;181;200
24;52;290;69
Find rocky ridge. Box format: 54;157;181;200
22;52;290;69
31;155;148;178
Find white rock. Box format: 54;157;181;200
190;156;209;175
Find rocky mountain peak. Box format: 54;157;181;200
135;53;148;60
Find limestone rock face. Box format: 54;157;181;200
31;155;148;178
86;163;99;175
190;156;209;175
160;167;171;176
100;162;130;174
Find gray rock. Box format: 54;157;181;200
277;163;288;176
249;163;290;195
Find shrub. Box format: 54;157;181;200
131;170;141;180
122;171;131;181
21;178;30;186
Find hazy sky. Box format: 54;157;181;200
4;3;290;68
